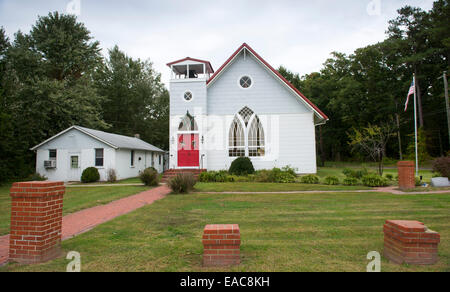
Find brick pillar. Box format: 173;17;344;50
202;224;240;267
397;161;415;190
384;220;440;265
9;181;65;264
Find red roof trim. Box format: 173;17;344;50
207;43;329;121
167;57;214;73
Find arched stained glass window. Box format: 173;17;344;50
238;106;254;126
248;115;265;157
229;116;245;157
178;112;198;131
229;107;265;157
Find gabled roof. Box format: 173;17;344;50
167;57;214;74
207;43;329;122
30;126;165;152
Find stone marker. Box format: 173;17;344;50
430;177;450;187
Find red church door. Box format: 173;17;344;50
177;134;199;167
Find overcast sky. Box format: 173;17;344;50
0;0;435;85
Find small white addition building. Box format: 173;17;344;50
167;43;328;173
31;126;165;182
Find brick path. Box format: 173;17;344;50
0;185;171;266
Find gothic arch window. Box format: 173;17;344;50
229;116;245;157
248;115;265;157
178;112;198;131
238;106;254;126
229;107;265;157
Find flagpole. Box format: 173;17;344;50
413;73;419;177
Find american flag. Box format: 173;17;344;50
404;78;415;112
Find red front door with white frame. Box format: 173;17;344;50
177;134;199;167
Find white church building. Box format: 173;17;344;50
167;43;328;174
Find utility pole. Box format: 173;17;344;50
438;71;450;145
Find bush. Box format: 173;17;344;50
276;172;297;183
229;157;255;175
343;177;359;186
300;174;319;184
432;157;450;178
385;174;394;181
168;173;197;193
252;167;296;183
253;169;272;182
107;169;117;183
81;167;100;183
229;175;251;182
342;168;368;179
199;170;229;182
415;177;422;187
361;174;388;187
24;173;47;182
139;168;159;186
324;176;339;185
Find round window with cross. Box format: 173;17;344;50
239;76;252;89
183;91;193;101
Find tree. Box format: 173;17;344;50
348;123;396;175
30;12;102;81
96;46;169;149
0;13;107;183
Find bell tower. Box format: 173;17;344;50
166;57;214;170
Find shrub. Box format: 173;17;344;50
139;168;159;186
415;177;422;187
229;175;250;182
168;173;197;193
275;171;296;183
432;157;450;178
300;174;319;184
342;168;354;177
199;170;229;182
281;165;297;176
361;174;388;187
385;174;394;181
81;167;100;183
253;168;296;183
342;168;368;179
343;177;359;186
24;173;47;182
253;169;272;182
107;169;117;183
324;176;340;185
229;157;255;175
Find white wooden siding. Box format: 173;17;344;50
35;128;164;182
207;51;310;116
205;113;317;174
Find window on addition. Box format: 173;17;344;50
49;149;57;160
95;149;104;167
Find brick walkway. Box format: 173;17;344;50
0;185;171;266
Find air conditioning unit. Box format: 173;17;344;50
44;160;57;169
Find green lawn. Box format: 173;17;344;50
0;184;149;236
2;191;448;272
195;182;370;192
